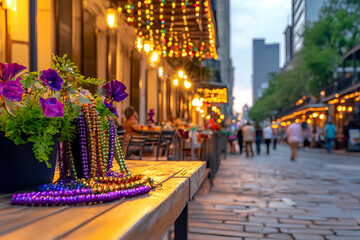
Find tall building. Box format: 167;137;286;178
284;25;293;66
292;0;327;53
252;39;280;103
215;0;234;118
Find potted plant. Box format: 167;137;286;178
0;55;125;192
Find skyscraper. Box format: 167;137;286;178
252;39;280;104
292;0;327;53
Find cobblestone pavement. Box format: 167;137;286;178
189;144;360;240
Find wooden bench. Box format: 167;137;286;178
0;160;206;240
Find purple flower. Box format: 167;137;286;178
104;99;119;117
0;63;26;82
39;97;64;117
0;77;24;102
40;69;63;91
104;79;128;102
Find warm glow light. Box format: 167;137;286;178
150;51;159;63
320;91;325;96
312;113;318;118
178;70;184;78
144;43;151;53
200;98;204;102
348;107;353;112
184;80;191;89
220;114;224;120
319;114;325;120
295;119;299;123
4;0;16;11
196;107;200;111
307;119;311;124
339;115;343;119
106;8;116;28
342;106;346;111
183;75;188;79
206;115;211;120
335;94;339;98
337;106;342;112
192;98;203;107
136;37;143;51
173;79;179;86
200;109;204;114
287;121;291;125
158;67;163;77
340;99;345;103
217;119;221;123
201;114;205;118
212;106;217;111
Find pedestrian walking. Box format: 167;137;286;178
324;120;336;153
243;122;255;157
263;125;272;154
255;125;263;155
273;128;278;150
237;127;243;155
286;121;302;161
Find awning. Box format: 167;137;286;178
111;0;217;60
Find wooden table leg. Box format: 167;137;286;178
174;203;188;240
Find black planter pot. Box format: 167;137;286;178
0;132;58;193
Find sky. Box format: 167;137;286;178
230;0;291;113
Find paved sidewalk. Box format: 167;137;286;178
189;144;360;240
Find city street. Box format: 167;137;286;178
189;144;360;240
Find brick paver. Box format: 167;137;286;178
188;144;360;240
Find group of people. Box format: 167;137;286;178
236;120;337;161
236;123;277;157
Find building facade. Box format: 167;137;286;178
252;39;279;103
284;25;293;66
292;0;327;53
215;0;234;118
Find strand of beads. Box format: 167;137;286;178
78;110;89;179
11;185;150;206
98;117;109;175
107;117;116;170
114;135;130;175
83;105;97;177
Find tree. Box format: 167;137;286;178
302;0;360;96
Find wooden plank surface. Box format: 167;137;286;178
0;160;205;240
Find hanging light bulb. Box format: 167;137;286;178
106;8;117;28
178;70;184;78
173;79;179;86
184;80;191;89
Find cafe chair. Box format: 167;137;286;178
124;135;147;160
156;130;176;160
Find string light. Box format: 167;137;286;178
197;88;227;103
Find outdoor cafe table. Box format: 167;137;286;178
0;160;206;240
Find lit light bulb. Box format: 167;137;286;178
184;80;191;89
178;70;184;78
212;106;217;111
319;114;325;120
144;43;151;53
206;115;210;120
106;8;116;28
173;79;179;86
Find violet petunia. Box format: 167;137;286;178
104;99;119;117
39;97;64;117
0;63;26;82
103;79;128;102
40;69;63;91
0;77;24;102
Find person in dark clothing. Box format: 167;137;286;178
272;129;277;150
237;127;243;155
255;125;263;155
343;121;349;151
